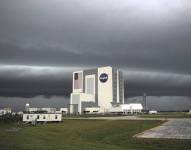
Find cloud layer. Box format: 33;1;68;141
0;0;191;100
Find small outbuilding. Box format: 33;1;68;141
83;107;100;114
149;110;158;114
60;108;68;114
23;113;62;123
121;103;143;114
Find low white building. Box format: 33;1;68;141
27;108;56;113
78;103;144;114
60;108;68;114
0;108;12;116
23;113;62;123
83;107;100;114
84;103;143;114
121;103;143;114
17;111;24;115
149;110;158;114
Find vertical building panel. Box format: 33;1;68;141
73;71;83;93
98;66;113;112
83;69;98;105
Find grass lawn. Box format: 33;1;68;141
0;120;191;150
139;112;191;118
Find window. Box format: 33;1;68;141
37;115;39;119
74;73;78;80
55;115;58;119
85;75;95;95
43;115;46;119
27;115;29;119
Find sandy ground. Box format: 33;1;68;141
134;119;191;139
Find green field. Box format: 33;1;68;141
0;120;191;150
139;112;191;118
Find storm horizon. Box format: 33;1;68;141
1;0;191;111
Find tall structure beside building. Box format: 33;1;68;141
70;66;124;114
143;93;147;111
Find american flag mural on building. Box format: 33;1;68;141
74;72;83;89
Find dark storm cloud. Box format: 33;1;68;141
123;70;191;96
0;0;191;99
0;0;191;72
0;65;74;97
0;96;70;111
0;65;191;97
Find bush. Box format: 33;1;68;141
0;113;22;123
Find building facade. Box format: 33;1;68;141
70;66;124;114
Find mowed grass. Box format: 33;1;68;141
0;120;191;150
139;112;191;118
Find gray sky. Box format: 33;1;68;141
0;0;191;110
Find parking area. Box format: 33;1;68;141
135;119;191;139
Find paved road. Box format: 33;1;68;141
135;119;191;139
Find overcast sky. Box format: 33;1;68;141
0;0;191;110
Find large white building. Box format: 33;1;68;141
70;66;124;114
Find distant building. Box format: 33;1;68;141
17;111;24;115
60;108;68;114
149;110;158;114
25;104;57;113
70;66;124;114
27;107;56;113
23;103;62;123
83;107;100;114
103;103;143;114
121;103;143;114
0;108;12;116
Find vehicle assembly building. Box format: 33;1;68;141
70;66;124;114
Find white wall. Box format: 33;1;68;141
85;74;95;96
60;108;68;114
70;93;95;114
98;66;113;112
84;107;100;113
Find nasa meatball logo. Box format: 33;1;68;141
99;73;108;83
